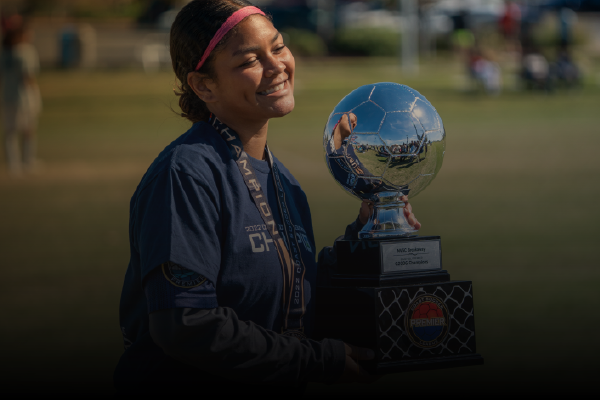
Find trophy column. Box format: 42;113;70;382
313;236;484;374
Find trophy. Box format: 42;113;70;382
314;83;483;373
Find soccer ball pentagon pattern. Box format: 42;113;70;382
323;82;446;201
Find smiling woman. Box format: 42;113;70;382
184;11;295;159
113;0;419;395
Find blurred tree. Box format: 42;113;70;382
332;27;400;56
283;27;327;56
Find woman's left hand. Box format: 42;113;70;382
358;195;421;230
400;195;421;230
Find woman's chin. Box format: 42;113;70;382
267;96;295;118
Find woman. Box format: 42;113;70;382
114;0;419;394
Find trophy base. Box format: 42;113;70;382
314;236;483;374
366;353;484;375
328;269;450;287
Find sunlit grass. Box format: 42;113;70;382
0;57;599;393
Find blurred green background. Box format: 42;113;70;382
1;58;598;394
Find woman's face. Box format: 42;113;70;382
206;15;295;122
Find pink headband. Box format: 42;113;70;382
194;6;266;71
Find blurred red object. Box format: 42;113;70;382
499;1;521;38
1;13;23;35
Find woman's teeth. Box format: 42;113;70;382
258;82;285;95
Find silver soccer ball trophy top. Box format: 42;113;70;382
324;82;446;239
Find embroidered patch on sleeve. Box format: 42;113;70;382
161;261;207;288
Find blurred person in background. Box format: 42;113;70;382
521;47;551;91
0;22;41;176
469;48;502;95
551;45;580;89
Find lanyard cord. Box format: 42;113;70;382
209;116;307;339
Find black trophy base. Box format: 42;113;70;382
314;236;483;374
328;269;451;287
364;354;484;375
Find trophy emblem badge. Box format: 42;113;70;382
406;295;450;349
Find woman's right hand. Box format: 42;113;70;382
335;343;379;384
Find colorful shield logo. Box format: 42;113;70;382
405;294;449;348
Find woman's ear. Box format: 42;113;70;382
187;72;217;103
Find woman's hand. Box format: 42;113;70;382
358;196;421;230
335;343;378;384
333;112;358;150
400;195;421;230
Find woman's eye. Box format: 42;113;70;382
274;45;286;53
242;59;257;66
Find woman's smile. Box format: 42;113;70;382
257;78;288;96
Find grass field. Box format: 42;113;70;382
1;57;599;394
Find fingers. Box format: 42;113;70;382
333;113;353;150
348;357;377;384
413;219;422;230
369;373;385;383
404;207;421;229
349;112;357;129
401;195;421;230
358;200;373;225
339;113;357;138
340;113;353;137
359;196;421;229
334;357;363;384
337;355;379;384
336;344;380;384
344;343;375;361
406;211;421;230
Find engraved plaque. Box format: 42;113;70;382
380;239;441;273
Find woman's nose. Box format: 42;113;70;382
264;55;285;77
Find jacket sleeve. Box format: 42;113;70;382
149;307;346;386
318;216;365;270
343;215;366;241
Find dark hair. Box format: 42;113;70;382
170;0;269;123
